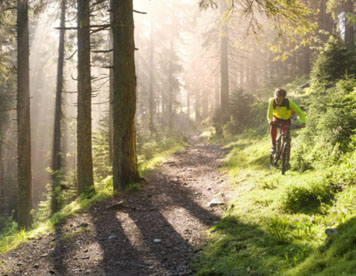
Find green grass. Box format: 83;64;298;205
195;134;356;275
138;141;185;176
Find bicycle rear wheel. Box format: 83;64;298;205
281;142;290;175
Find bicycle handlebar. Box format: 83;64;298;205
271;123;304;130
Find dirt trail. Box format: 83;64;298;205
0;142;230;276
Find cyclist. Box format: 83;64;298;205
267;88;306;168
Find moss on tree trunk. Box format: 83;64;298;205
111;0;140;191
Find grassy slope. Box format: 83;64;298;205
195;134;356;276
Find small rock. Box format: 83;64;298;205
207;198;225;207
40;254;48;258
78;222;89;228
325;228;338;236
106;201;126;210
177;264;186;272
49;270;56;275
108;234;118;240
153;239;162;243
33;264;39;269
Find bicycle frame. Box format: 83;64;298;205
270;124;294;174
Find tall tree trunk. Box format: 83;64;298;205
0;135;4;215
77;0;94;195
111;0;140;191
318;0;334;38
215;74;219;108
17;0;33;229
161;85;166;122
195;89;201;123
220;2;229;109
187;89;190;118
344;0;355;48
51;0;66;214
148;22;155;133
301;46;310;75
109;11;114;164
202;90;208;118
167;42;174;130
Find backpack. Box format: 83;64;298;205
273;98;294;118
273;98;290;110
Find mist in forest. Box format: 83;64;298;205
2;0;326;209
25;0;220;205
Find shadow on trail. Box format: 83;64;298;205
88;178;212;275
51;223;69;275
89;206;147;276
150;174;221;227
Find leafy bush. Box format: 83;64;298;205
212;106;230;135
141;141;159;160
281;174;337;213
311;35;356;88
213;88;259;137
293;77;356;170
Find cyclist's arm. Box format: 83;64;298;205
289;99;306;124
267;98;274;124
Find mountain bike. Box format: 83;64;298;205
270;124;300;175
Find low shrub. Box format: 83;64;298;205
281;175;337;214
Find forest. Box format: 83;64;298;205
1;0;356;275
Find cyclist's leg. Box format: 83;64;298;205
270;122;278;153
281;120;291;165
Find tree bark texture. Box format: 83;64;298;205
111;0;140;191
16;0;33;229
51;0;66;214
77;0;94;195
109;11;114;164
0;136;4;214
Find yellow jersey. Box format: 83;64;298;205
267;98;306;124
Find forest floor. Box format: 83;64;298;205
0;138;232;276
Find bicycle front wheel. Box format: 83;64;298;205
281;142;290;175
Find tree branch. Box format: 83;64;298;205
133;10;147;14
55;24;110;30
92;49;113;53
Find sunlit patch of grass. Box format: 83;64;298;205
0;222;53;255
223;138;271;174
138;144;184;176
0;180;112;254
200;127;216;140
